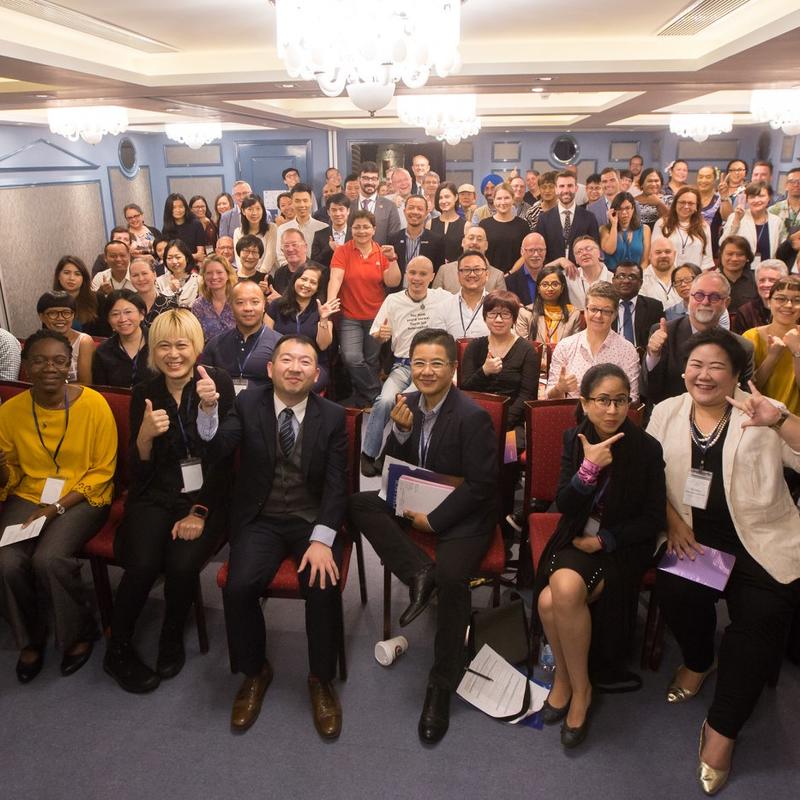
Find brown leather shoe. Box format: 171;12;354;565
231;660;273;732
308;675;342;739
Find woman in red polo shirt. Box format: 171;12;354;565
327;209;401;407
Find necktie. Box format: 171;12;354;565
622;300;635;345
562;209;572;248
278;408;295;456
361;198;370;211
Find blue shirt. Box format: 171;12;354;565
199;323;281;386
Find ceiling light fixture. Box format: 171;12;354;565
397;94;481;145
531;87;544;93
669;113;733;143
48;105;128;144
749;89;800;135
270;0;464;114
165;122;223;149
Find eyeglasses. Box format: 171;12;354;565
786;178;800;186
411;359;453;371
523;247;546;255
690;291;726;304
486;310;513;320
458;267;487;275
587;396;630;409
673;277;695;286
676;201;697;207
538;281;562;290
28;355;70;368
771;294;800;307
125;213;142;222
240;248;261;256
613;274;640;282
728;167;747;173
43;309;74;320
585;306;615;317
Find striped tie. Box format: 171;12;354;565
278;408;295;456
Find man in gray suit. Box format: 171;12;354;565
587;167;621;228
351;161;402;245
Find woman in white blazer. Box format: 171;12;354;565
720;182;785;261
647;327;800;796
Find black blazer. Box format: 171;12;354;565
505;268;537;306
642;316;755;405
311;225;350;268
383;388;497;540
534;205;600;264
611;294;664;349
386;228;446;291
203;385;348;536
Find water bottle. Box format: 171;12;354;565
539;640;555;677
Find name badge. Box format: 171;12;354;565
752;255;762;267
582;516;600;538
233;378;249;396
180;458;203;493
40;477;66;505
683;468;713;510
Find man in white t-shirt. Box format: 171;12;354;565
360;256;450;476
640;237;680;308
427;251;491;340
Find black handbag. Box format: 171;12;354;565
468;592;530;665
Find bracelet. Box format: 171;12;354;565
577;457;602;484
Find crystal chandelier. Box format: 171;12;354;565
47;106;128;145
165;122;223;149
749;90;800;135
669;114;733;143
270;1;464;113
397;95;480;145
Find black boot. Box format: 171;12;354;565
418;683;450;743
104;640;160;694
156;627;186;679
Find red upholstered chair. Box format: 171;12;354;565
380;391;510;640
0;379;29;403
455;338;470;388
216;407;363;678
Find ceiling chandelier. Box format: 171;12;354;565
270;1;464;114
669;113;733;143
165;122;223;149
397;94;481;145
750;89;800;136
48;106;128;145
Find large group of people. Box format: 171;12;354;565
1;152;799;796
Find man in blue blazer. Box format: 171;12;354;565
350;160;402;245
386;195;446;291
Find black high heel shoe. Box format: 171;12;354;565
560;701;592;748
540;695;571;725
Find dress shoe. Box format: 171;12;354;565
360;452;383;478
60;640;94;677
399;565;437;627
560;702;592;748
666;661;717;704
698;719;730;795
104;640;160;694
231;660;273;732
540;694;571;725
308;675;342;739
418;684;450;743
156;638;186;679
16;649;44;684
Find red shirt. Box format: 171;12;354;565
331;239;390;320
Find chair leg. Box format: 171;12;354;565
354;534;368;606
383;564;392;641
649;605;666;671
89;556;113;636
337;588;348;681
194;578;209;654
641;588;659;670
492;579;501;607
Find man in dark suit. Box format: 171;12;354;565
199;334;348;738
386;195;445;291
611;262;664;348
505;232;546;305
311;192;351;268
535;171;600;264
351;160;402;245
642;270;754;404
349;329;497;744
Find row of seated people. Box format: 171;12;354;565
0;319;798;798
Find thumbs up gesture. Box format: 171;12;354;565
196;365;219;410
482;349;503;375
377;317;392;342
556;365;578;396
647;318;669;357
97;275;113;297
139;398;170;442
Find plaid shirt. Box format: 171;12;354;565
0;328;21;382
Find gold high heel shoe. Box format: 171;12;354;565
698;719;730;796
666;661;717;704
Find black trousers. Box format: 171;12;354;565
111;498;225;644
656;544;800;739
222;514;343;681
348;490;490;691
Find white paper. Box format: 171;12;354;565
456;644;530;719
378;455;412;501
180;460;203;493
262;189;283;211
394;475;454;517
1;516;47;547
40;477;65;505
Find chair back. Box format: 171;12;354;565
97;387;132;493
343;407;363;496
455;337;470;388
0;379;29;404
462;390;509;473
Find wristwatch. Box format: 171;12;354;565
53;502;66;515
770;407;791;431
189;504;209;520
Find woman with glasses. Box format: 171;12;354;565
233;194;277;276
36;292;95;384
653;187;714;270
718;159;749;223
647;329;800;794
0;330;116;682
546;282;640;402
665;263;703;322
721;182;785;263
519;265;583;344
535;363;665;748
189;195;217;251
741;276;800;414
155;239;200;309
92;290;151;388
129;257;178;327
124;203;161;257
191;254;237;342
52;256;98;333
600;191;651;271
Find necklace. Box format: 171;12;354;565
690;405;731;469
404;289;425;309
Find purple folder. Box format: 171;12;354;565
657;546;736;592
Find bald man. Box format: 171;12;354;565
640;237;681;308
432;225;507;294
505;232;547;305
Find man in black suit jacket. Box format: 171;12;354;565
505;232;547;305
610;262;664;348
199;335;347;738
310;192;352;267
535;171;600;264
642;271;754;404
386;195;445;291
349;329;497;744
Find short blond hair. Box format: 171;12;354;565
198;254;237;301
147;308;204;371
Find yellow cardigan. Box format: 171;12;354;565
0;387;117;507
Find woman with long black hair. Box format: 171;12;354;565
162;192;206;265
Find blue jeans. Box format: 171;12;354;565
338;317;382;407
362;363;413;458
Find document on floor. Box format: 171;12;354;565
0;516;47;547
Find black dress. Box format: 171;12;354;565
479;216;530;273
430;216;466;263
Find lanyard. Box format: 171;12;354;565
419;415;434;467
458;295;484;337
119;330;144;385
175;392;194;459
236;325;266;377
32;388;70;474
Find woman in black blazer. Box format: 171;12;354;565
535;363;666;748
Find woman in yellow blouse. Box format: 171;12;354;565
0;330;117;683
742;276;800;415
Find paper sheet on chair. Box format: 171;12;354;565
394;475;454;517
457;644;534;720
0;516;46;547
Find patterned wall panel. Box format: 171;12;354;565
167;175;225;207
0;181;105;337
108;165;154;227
163;144;222;167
